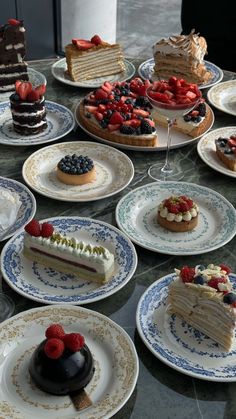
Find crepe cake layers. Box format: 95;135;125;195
153;30;212;84
65;35;125;82
167;264;236;351
0;19;28;93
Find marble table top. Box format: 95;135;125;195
0;58;236;419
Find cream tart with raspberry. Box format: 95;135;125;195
157;195;198;232
167;263;236;351
56;154;96;185
29;323;94;395
77;78;158;147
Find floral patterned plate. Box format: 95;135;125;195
0;177;36;242
197;126;236;178
0;305;139;418
0;216;137;305
207;80;236;116
0;101;75;146
138;58;223;90
115;181;236;255
22;141;134;202
51;58;135;88
136;272;236;381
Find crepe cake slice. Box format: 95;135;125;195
65;34;125;82
167;263;236;351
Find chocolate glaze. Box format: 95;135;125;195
29;340;95;396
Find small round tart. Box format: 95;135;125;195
157;195;199;232
56;154;96;185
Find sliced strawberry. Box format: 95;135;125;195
168;76;178;86
123;119;141;128
85;105;98;114
101;81;113;94
98;104;106;113
95;88;108;100
74;40;94;50
186;91;197;100
18;82;33;100
15;80;22;93
133;109;150;118
8;18;20;25
35;84;46;97
91;34;103;45
108;94;114;100
109;111;124;125
149;91;170;103
190;110;199;117
219;264;232;274
164;90;174;99
94;111;103;121
107;124;120;132
145;118;155;127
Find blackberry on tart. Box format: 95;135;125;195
56;154;96;185
10;81;47;135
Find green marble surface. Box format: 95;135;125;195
0;59;236;419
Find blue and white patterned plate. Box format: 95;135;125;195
0;216;137;304
52;58;135;88
138;58;223;90
0;177;36;242
0;67;47;102
116;181;236;255
136;272;236;381
0;101;75;146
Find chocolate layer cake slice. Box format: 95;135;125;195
0;19;28;93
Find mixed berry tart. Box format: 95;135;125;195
10;80;47;135
167;263;236;351
77;78;158;147
215;135;236;171
56;154;96;185
23;219;115;283
157;195;199;232
29;323;95;395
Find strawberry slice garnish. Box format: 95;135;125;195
35;84;46;97
95;88;108;100
73;39;94;50
107;124;120;132
8;18;20;25
17;82;33;100
109;111;124;125
91;34;103;45
85;105;98;114
27;90;40;102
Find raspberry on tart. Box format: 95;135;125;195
29;323;94;395
157;195;199;232
56;154;96;185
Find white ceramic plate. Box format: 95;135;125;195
51;57;135;88
136;272;236;381
138;58;223;90
0;177;36;241
0;67;47;102
115;181;236;255
75;102;214;152
0;305;139;418
207;80;236;116
0;101;75;146
22;141;134;202
197;126;236;178
0;216;137;305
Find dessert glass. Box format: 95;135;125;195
146;87;202;181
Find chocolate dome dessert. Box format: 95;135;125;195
29;323;94;396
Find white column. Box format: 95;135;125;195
60;0;117;47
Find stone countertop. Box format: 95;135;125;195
0;59;236;419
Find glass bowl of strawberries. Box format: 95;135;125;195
146;77;202;181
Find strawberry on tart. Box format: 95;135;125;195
29;323;95;396
65;34;125;82
23;219;115;283
167;263;236;351
10;81;47;135
77;78;158;147
215;135;236;172
56;154;96;185
157;195;199;232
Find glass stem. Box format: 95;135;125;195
161;118;175;177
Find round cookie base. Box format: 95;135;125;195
157;212;198;232
56;166;96;185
